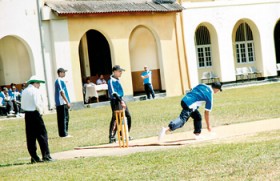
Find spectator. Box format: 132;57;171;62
2;87;15;115
141;65;155;99
55;68;72;138
8;83;16;95
96;74;107;85
9;85;21;116
20;83;27;94
83;77;95;94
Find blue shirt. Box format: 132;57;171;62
108;75;124;100
141;71;152;84
182;84;213;111
0;92;5;105
9;90;20;101
55;78;70;106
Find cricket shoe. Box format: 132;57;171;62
158;127;167;142
109;137;116;143
194;134;205;140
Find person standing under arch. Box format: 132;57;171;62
141;65;155;99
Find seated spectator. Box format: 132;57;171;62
20;83;27;94
8;83;17;95
96;74;107;85
0;87;7;115
10;85;22;116
10;85;21;102
83;77;95;94
1;87;17;115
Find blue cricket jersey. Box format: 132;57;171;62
182;84;213;111
54;78;70;106
108;75;124;101
141;71;152;84
0;92;5;105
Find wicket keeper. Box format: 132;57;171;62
108;65;132;143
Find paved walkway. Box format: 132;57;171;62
52;118;280;160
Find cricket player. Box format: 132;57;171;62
108;65;132;143
158;82;222;141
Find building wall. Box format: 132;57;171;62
182;0;280;87
63;13;186;102
0;0;51;111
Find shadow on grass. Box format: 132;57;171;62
0;162;30;168
75;138;195;150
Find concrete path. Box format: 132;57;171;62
52;118;280;160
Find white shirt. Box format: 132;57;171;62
21;84;44;114
96;79;106;85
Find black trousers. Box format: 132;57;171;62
25;111;50;159
109;99;131;138
56;104;70;137
144;83;155;99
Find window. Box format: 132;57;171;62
235;23;255;63
195;26;212;68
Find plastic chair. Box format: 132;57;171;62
249;66;262;79
201;72;210;83
241;67;250;79
209;72;219;82
235;68;244;82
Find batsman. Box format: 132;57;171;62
158;82;222;141
108;65;132;143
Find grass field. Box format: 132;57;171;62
0;82;280;180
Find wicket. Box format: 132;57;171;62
115;109;129;148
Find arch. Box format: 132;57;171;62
78;29;112;82
274;20;280;76
194;22;220;83
129;25;162;95
0;35;33;88
232;19;262;70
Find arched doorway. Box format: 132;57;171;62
274;20;280;76
78;30;112;103
129;26;162;96
0;35;32;90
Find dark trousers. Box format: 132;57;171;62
25;111;50;159
5;100;19;114
144;83;155;99
109;99;131;138
168;101;202;134
11;100;20;114
56;104;69;137
5;100;13;113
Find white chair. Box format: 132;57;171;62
201;72;210;83
249;66;262;79
209;72;219;82
241;67;250;80
85;85;99;103
235;68;244;82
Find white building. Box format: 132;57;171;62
181;0;280;87
1;0;280;111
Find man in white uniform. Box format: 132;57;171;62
21;75;54;163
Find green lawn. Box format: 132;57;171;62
0;82;280;180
